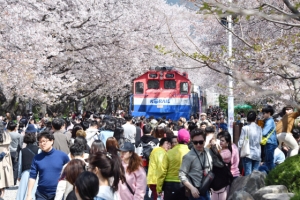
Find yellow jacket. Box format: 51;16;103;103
156;144;190;193
147;147;167;185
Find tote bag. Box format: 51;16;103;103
240;126;250;157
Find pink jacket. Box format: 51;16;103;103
118;162;146;200
230;144;240;177
220;149;231;164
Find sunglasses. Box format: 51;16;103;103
192;140;204;145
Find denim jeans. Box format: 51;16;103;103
189;191;210;200
35;190;55;200
242;157;260;176
258;165;268;174
264;143;277;173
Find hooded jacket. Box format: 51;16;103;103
156;144;190;193
147;147;167;185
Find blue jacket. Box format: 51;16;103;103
263;118;277;145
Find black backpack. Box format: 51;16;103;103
138;141;157;161
210;148;234;191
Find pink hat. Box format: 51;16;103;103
177;129;190;143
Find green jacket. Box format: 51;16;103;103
156;144;190;193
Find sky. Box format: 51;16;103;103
167;0;180;4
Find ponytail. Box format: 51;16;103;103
89;151;125;192
110;153;125;192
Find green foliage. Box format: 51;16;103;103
13;102;19;111
253;44;262;51
33;113;39;121
154;45;172;55
219;95;228;110
290;191;300;200
265;155;300;193
199;2;211;11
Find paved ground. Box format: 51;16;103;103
2;185;18;200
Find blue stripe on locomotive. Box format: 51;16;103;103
130;94;199;120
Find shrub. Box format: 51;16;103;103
290;191;300;200
265;155;300;193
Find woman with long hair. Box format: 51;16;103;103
211;131;232;200
89;140;106;155
88;151;125;199
118;142;146;200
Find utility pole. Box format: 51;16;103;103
227;0;234;139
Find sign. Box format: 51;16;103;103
228;96;234;139
150;98;170;104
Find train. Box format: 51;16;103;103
129;66;212;120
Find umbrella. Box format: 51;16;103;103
234;104;252;109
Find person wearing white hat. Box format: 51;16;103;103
199;113;212;127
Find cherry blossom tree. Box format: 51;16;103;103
0;0;211;111
174;0;300;109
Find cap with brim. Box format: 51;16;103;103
118;142;135;152
26;124;37;133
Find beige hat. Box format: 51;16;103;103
200;113;207;116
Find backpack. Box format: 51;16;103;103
135;140;157;161
210;148;233;191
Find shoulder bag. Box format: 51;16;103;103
125;180;134;195
260;128;275;145
240;126;250;157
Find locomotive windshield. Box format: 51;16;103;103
148;80;159;89
135;82;144;94
164;80;176;89
180;82;188;94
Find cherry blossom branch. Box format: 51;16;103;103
260;3;300;21
282;0;300;18
165;15;232;76
214;15;254;49
196;0;300;27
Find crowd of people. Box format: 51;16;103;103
0;104;298;200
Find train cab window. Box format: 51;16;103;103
164;80;176;89
180;82;188;94
148;80;159;89
135;82;144;94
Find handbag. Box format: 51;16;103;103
198;171;215;194
184;171;215;197
260;128;275;145
240;126;250;157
